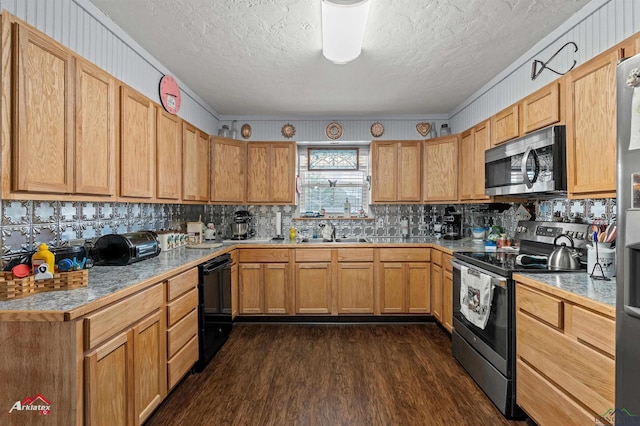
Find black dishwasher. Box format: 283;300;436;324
193;253;232;372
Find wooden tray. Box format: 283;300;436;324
0;269;88;301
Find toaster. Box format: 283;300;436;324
92;231;161;266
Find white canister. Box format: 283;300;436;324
587;243;616;277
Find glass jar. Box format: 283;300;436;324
440;124;451;136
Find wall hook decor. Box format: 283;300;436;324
530;41;578;80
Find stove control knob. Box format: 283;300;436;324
575;232;583;240
566;231;574;238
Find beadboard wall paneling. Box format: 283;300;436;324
450;0;640;132
2;0;219;134
216;118;450;142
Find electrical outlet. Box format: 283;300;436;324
418;224;426;231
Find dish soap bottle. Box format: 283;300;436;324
32;243;55;276
344;199;350;217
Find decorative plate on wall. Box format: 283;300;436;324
326;122;343;140
282;123;296;139
416;122;432;137
241;123;252;139
370;122;384;138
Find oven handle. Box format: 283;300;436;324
451;259;508;288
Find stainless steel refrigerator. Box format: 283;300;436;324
616;53;640;418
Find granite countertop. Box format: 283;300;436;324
0;242;238;319
1;237;608;319
514;271;616;311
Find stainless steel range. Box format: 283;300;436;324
451;220;589;419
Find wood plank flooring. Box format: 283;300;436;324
146;324;528;426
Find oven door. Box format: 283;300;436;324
452;259;511;376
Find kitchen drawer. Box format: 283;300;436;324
431;249;442;266
167;307;198;358
337;248;373;262
295;249;332;262
517;311;614;415
571;305;615;357
517;284;563;328
239;249;290;263
166;267;198;301
379;248;430;262
167;334;198;390
517;359;596;426
84;284;163;349
167;287;198;327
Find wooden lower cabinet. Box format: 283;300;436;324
85;330;133;426
84;307;166;426
165;268;198;391
239;263;290;314
132;311;166;424
431;263;443;321
231;263;239;319
442;268;453;333
515;279;615;425
265;264;289;314
379;262;430;314
295;262;332;314
431;251;453;332
337;262;374;314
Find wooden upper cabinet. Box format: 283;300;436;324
246;143;269;203
371;141;398;202
75;58;117;196
270;143;296;203
397;141;422;202
120;86;155;198
459;121;490;202
182;123;209;202
246;142;296;204
458;130;474;201
565;50;617;199
12;21;74;193
491;80;564;147
156;109;181;200
473;120;490;201
371;141;421;202
617;32;640;59
423;135;459;202
211;138;246;203
491;104;519;146
521;80;563;134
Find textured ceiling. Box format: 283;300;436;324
89;0;590;117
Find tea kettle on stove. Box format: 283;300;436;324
548;234;581;270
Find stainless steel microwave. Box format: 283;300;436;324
484;125;566;197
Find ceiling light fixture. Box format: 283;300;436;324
321;0;370;64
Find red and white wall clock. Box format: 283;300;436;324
159;75;181;114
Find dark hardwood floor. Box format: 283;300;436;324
147;323;529;426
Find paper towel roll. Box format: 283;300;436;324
276;212;282;236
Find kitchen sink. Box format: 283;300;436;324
300;237;369;243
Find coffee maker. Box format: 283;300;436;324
442;207;462;240
229;210;252;240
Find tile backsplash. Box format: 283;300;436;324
0;197;616;257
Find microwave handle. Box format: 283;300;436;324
521;146;539;189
